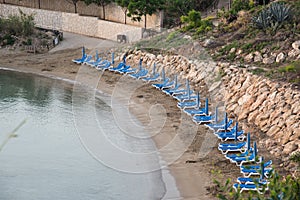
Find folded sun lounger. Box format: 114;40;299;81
184;97;209;116
229;142;258;166
218;132;251;154
142;64;160;82
72;46;87;64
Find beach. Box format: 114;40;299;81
0;34;244;199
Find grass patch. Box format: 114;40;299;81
278;61;300;73
252;68;265;74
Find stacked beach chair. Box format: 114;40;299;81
72;48;273;193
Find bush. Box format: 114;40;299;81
213;171;300;200
3;34;15;45
231;0;252;15
0;9;35;37
181;10;213;34
180;10;202;31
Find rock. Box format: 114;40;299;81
276;52;285;63
244;53;254;63
230;48;236;54
292;40;300;50
183;35;192;40
266;125;281;137
248;110;259;123
250;92;268;111
209;81;221;93
281;129;293;144
238;94;252;106
203;38;222;48
265;138;276;149
291;101;300;114
288;49;300;58
283;141;297;154
238;107;250;121
263;56;275;64
254;51;263;62
236;49;243;55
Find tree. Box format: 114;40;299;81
127;0;164;29
164;0;194;27
66;0;79;13
115;0;130;24
82;0;113;19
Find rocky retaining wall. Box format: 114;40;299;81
118;48;300;164
0;4;142;43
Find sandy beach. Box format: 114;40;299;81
0;33;262;199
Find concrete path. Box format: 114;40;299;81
50;32;122;52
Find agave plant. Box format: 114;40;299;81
252;9;272;30
269;2;292;23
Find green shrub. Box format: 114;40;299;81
181;10;202;31
213;170;300;200
0;9;35;37
3;34;15;45
231;0;252;15
166;31;177;42
181;10;213;34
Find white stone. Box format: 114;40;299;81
236;49;243;55
263;57;275;64
292;40;300;50
288;49;300;58
254;51;263;62
229;48;236;54
244;53;254;63
276;52;285;63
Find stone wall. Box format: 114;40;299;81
221;65;300;156
0;0;162;29
0;4;142;42
118;48;300;165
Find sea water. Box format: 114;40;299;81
0;70;180;200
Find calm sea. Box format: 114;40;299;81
0;69;180;200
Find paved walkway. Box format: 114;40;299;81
50;32;122;52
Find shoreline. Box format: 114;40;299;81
0;48;225;199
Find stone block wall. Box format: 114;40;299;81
0;4;142;42
1;0;162;29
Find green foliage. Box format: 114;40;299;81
181;9;202;31
213;170;300;200
82;0;113;19
241;42;252;51
252;67;265;74
127;0;164;28
231;0;252;15
115;0;130;24
252;2;292;33
166;31;177;41
219;41;239;55
252;8;272;29
0;9;34;38
269;2;292;23
3;34;15;45
278;60;300;73
180;10;213;34
290;151;300;169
